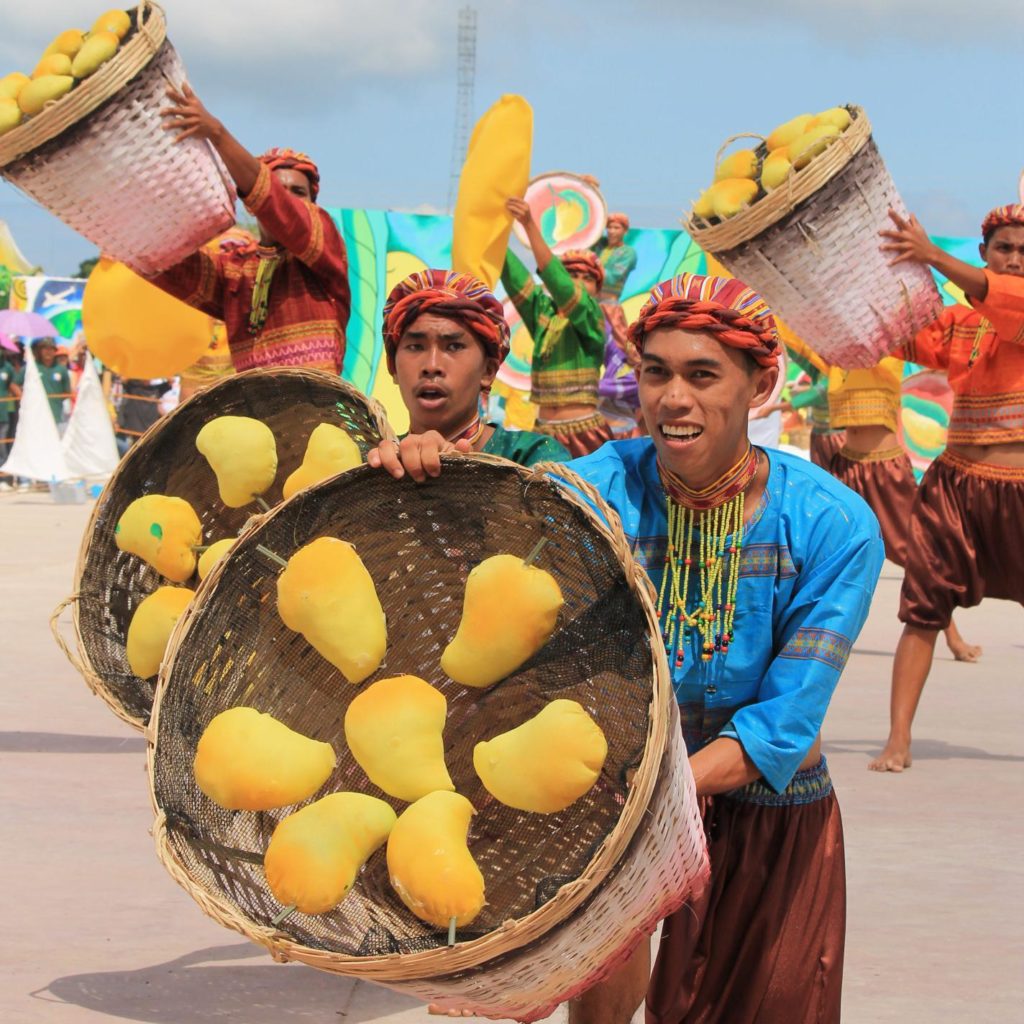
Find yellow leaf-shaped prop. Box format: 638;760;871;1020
451;94;533;290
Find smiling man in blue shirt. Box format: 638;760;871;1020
371;274;884;1024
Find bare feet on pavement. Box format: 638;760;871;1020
869;736;913;772
947;637;983;662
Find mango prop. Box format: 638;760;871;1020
474;700;608;813
115;494;202;583
17;75;73;116
710;178;759;219
92;8;132;39
810;106;852;133
125;586;194;679
282;423;362;500
71;30;120;79
276;537;386;684
81;259;214;378
33;54;73;79
0;73;29;100
196;416;278;508
387;792;485;928
264;793;397;915
761;149;793;192
194;707;336;811
43;29;85;59
441;552;564;688
197;538;236;581
766;113;813;152
714;149;758;182
0;97;21;135
790;124;841;170
344;675;454;802
450;94;533;290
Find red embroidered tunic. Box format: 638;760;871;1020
149;162;350;374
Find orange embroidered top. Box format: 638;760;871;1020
827;357;904;433
895;271;1024;445
149;162;350;374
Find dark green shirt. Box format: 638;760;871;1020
0;361;17;425
482;424;570;466
38;363;72;423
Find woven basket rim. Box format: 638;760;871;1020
147;452;674;980
0;2;167;168
683;105;873;252
66;367;394;733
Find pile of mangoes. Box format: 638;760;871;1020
693;106;854;224
0;9;134;136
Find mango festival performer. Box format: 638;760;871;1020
151;84;351;374
825;358;979;663
501;197;613;456
380;269;569;467
372;273;884;1024
871;204;1024;772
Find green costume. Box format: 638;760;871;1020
482;424;570;466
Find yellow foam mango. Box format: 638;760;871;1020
766;113;814;152
33;54;73;79
277;537;387;684
92;8;132;39
714;149;759;183
0;97;21;135
345;675;453;802
197;538;236;581
115;494;202;583
125;586;194;679
43;29;85;58
761;149;793;192
282;423;362;500
790;124;841;170
18;75;74;116
711;178;759;219
387;792;485;928
265;793;397;915
809;106;852;133
194;707;336;811
450;94;533;290
474;699;608;813
196;416;278;508
441;553;563;688
0;73;30;100
71;30;120;79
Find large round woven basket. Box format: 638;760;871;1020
0;3;236;276
148;456;708;1022
51;368;393;732
685;106;942;368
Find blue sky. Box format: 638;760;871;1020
2;0;1021;275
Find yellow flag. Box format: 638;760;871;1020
451;95;533;290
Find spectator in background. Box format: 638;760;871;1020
34;339;73;433
116;378;172;456
0;350;21;457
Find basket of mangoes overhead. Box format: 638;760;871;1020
683;105;942;368
146;455;710;1022
0;4;235;275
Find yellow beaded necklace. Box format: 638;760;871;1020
656;446;758;670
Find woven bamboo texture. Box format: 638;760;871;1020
51;368;393;732
685;107;941;368
147;456;709;1021
0;4;236;276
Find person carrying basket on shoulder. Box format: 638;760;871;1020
151;84;350;376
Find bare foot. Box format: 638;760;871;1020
947;638;983;663
868;737;912;772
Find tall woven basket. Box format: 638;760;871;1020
0;3;236;276
685;106;942;368
50;368;394;732
148;456;709;1022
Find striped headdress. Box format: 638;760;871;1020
259;148;320;201
981;204;1024;243
561;249;605;291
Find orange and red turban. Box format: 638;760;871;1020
981;204;1024;243
607;211;630;230
382;270;510;374
628;274;780;368
259;147;320;201
561;249;605;291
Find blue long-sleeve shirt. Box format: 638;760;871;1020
565;439;884;792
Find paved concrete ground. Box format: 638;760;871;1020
2;493;1021;1023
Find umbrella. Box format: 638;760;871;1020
0;331;18;353
0;309;59;339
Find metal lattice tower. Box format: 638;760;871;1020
447;6;478;213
